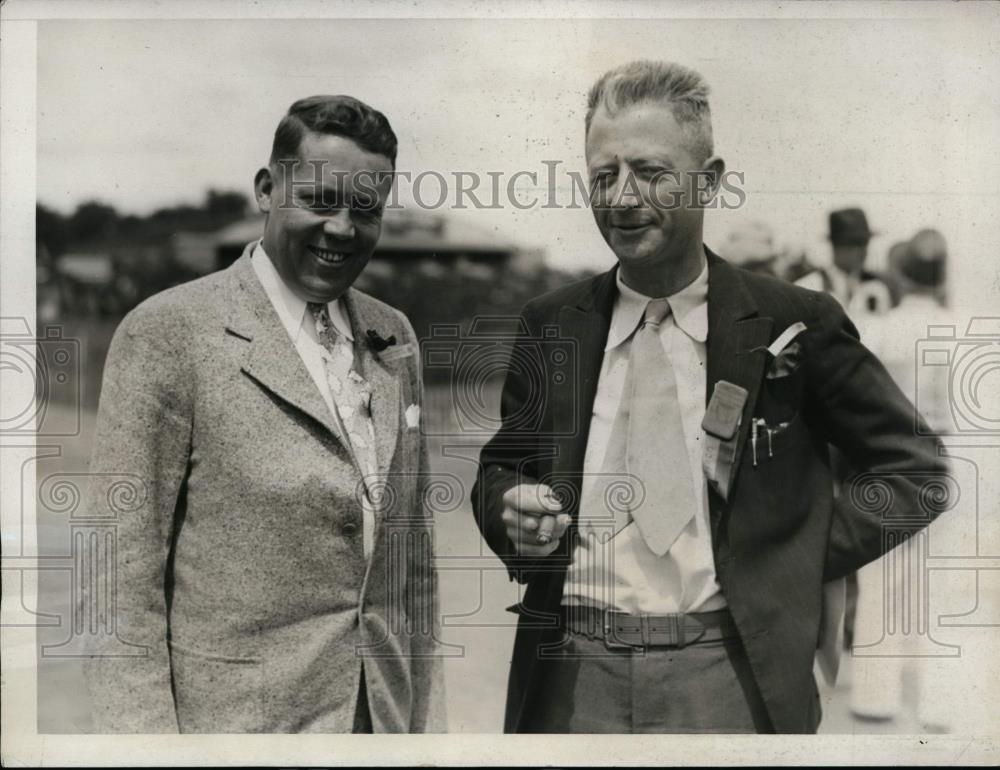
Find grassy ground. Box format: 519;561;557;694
32;395;934;734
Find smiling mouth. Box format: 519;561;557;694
307;245;351;265
611;222;652;231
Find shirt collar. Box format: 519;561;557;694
250;241;354;342
606;260;709;351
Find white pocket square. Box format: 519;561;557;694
405;403;421;430
767;321;807;357
379;342;416;362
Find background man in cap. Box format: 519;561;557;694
796;206;897;671
796;207;893;317
82;95;445;733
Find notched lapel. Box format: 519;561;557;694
343;290;402;487
225;251;346;442
551;271;616;517
705;254;773;513
728;317;773;467
242;328;348;441
553;306;606;488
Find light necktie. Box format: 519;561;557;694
624;297;697;556
308;302;378;482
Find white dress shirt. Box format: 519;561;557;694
250;242;375;558
562;260;726;614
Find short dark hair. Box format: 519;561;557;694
270;95;397;167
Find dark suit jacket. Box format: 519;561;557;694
472;250;947;733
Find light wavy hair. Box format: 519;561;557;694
586;60;714;163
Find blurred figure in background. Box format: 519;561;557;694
773;240;819;285
796;207;893;317
883;240;913;308
719;220;779;277
850;229;955;730
798;208;896;675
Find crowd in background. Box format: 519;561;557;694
718;207;949;317
724;206;959;731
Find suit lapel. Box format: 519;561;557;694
705;251;773;526
552;269;617;517
343;289;401;486
225;247;346;442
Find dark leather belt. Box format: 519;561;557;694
560;605;739;650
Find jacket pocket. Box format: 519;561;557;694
758;369;804;424
742;412;810;467
762;413;809;459
168;640;266;733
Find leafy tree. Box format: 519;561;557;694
68;200;119;244
206;189;249;219
36;203;69;256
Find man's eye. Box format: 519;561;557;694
298;191;343;210
648;168;681;184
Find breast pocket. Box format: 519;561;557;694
760;413;810;460
758;369;805;425
168;640;266;733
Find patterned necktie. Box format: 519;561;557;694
623;297;697;556
308;302;378;482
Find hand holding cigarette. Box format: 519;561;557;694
500;483;571;557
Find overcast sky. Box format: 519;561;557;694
37;14;1000;304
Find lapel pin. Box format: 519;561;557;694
366;329;397;352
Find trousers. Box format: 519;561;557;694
527;630;775;733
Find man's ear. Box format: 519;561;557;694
254;166;274;213
697;155;726;206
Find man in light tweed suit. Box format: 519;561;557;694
83;95;445;733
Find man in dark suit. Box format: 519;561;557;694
472;60;948;733
796;207;894;316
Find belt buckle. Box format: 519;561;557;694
602;609;634;650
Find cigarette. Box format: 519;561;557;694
535;511;558;545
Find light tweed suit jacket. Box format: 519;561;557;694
82;244;445;733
